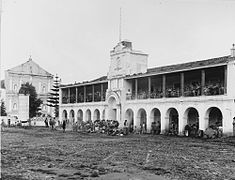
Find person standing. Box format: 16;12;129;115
124;120;128;135
62;120;66;132
44;117;49;127
8;119;11;127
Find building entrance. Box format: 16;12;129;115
107;95;120;122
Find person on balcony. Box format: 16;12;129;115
233;117;235;136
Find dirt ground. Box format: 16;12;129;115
1;127;235;180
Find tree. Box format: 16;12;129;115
19;82;43;118
1;99;7;116
47;75;60;117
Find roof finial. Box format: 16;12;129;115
231;44;235;57
29;55;32;61
119;7;122;42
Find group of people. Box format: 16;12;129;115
184;82;201;97
184;122;225;139
44;116;57;130
203;81;225;96
184;123;200;137
44;116;235;138
58;118;162;136
72;119;120;135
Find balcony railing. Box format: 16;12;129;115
126;84;225;100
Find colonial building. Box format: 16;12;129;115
5;57;54;118
60;41;235;136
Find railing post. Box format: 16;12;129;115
181;73;184;96
101;84;103;101
162;75;166;97
92;85;95;102
148;77;151;98
224;66;227;94
84;86;86;102
75;87;78;103
135;79;138;99
201;70;205;95
68;88;70;103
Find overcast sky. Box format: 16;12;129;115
1;0;235;84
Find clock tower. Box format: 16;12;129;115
106;40;148;123
108;40;148;79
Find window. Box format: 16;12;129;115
13;103;17;110
42;86;46;93
14;84;17;92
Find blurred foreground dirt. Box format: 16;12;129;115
1;127;235;180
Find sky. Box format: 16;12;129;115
1;0;235;84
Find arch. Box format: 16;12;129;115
108;96;118;108
62;110;68;120
85;109;92;122
107;96;118;120
13;103;17;110
102;109;105;120
166;108;179;135
77;109;83;122
125;109;134;129
184;107;199;126
150;108;161;123
94;109;100;121
69;109;75;123
137;108;147;132
150;108;161;134
184;107;199;136
106;92;121;105
205;107;223;128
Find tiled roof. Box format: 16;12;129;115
60;76;108;87
125;55;230;79
90;76;107;82
61;55;231;87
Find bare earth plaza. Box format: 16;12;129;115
1;1;235;180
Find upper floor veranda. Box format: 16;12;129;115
60;55;235;105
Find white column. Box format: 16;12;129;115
74;110;77;123
199;107;207;131
83;109;86;122
161;109;168;134
227;61;235;97
178;111;185;136
223;107;233;136
146;110;151;133
59;107;63;122
91;109;94;122
105;107;108;121
133;109;139;129
116;107;120;123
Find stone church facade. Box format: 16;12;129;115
5;57;54;118
60;41;235;136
